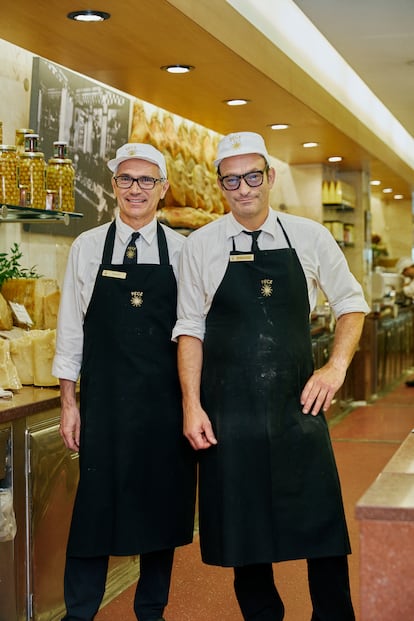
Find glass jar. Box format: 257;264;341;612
46;157;75;211
15;128;34;155
0;145;19;205
18;152;46;210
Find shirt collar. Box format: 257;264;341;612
225;208;278;240
116;214;157;245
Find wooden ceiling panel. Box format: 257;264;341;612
0;0;411;200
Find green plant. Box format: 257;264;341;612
0;243;41;289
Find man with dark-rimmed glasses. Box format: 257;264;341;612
174;132;370;620
53;142;196;621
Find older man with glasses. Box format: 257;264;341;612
173;132;370;620
53;143;196;621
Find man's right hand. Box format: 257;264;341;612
183;404;217;451
60;402;81;451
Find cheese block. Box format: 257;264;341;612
1;278;60;329
0;293;13;330
43;290;61;329
9;333;34;384
0;338;22;391
31;329;59;387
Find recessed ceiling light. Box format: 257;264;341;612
224;99;250;106
160;65;194;74
394;194;404;200
302;142;319;148
67;10;110;22
269;123;289;130
383;188;393;193
370;180;381;186
328;156;343;162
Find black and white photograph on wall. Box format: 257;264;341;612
28;56;131;236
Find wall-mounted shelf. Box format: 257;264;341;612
0;203;83;225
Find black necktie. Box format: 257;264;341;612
123;231;140;264
243;230;261;252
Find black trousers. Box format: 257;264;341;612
61;548;174;621
233;556;355;621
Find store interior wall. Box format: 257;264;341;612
0;37;411;293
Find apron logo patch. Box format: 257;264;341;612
130;291;143;307
261;279;273;297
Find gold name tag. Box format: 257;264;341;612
102;269;127;279
229;254;254;262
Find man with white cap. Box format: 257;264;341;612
173;132;370;620
53;143;196;621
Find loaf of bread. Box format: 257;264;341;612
157;206;216;229
1;278;60;329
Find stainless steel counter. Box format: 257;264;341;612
0;389;139;621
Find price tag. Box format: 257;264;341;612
8;302;33;327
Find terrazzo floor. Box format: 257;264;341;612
95;377;414;621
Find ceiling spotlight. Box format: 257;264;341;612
67;10;110;22
328;156;343;163
269;123;289;130
394;194;404;200
302;142;319;148
224;99;250;106
383;188;393;194
160;65;194;74
370;180;381;186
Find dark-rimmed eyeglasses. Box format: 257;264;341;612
113;175;166;190
218;167;269;191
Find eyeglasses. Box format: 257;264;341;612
113;175;165;190
218;167;269;191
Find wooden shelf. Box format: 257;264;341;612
0;203;83;225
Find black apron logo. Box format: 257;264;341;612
130;291;144;307
261;279;273;297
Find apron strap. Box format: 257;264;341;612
277;217;292;248
157;221;170;265
101;220;171;265
102;220;116;263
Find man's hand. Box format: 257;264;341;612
183;403;217;450
59;378;81;451
300;363;346;416
60;402;81;451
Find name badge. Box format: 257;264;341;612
102;269;127;279
229;253;254;262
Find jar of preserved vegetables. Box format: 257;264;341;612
0;145;19;205
46;142;75;211
18;134;46;210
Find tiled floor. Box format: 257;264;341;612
95;378;414;621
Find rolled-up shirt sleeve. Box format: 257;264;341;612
173;234;208;341
52;241;87;381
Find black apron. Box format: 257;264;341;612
67;221;196;557
199;219;350;567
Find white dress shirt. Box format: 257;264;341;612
173;208;370;341
53;214;184;382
